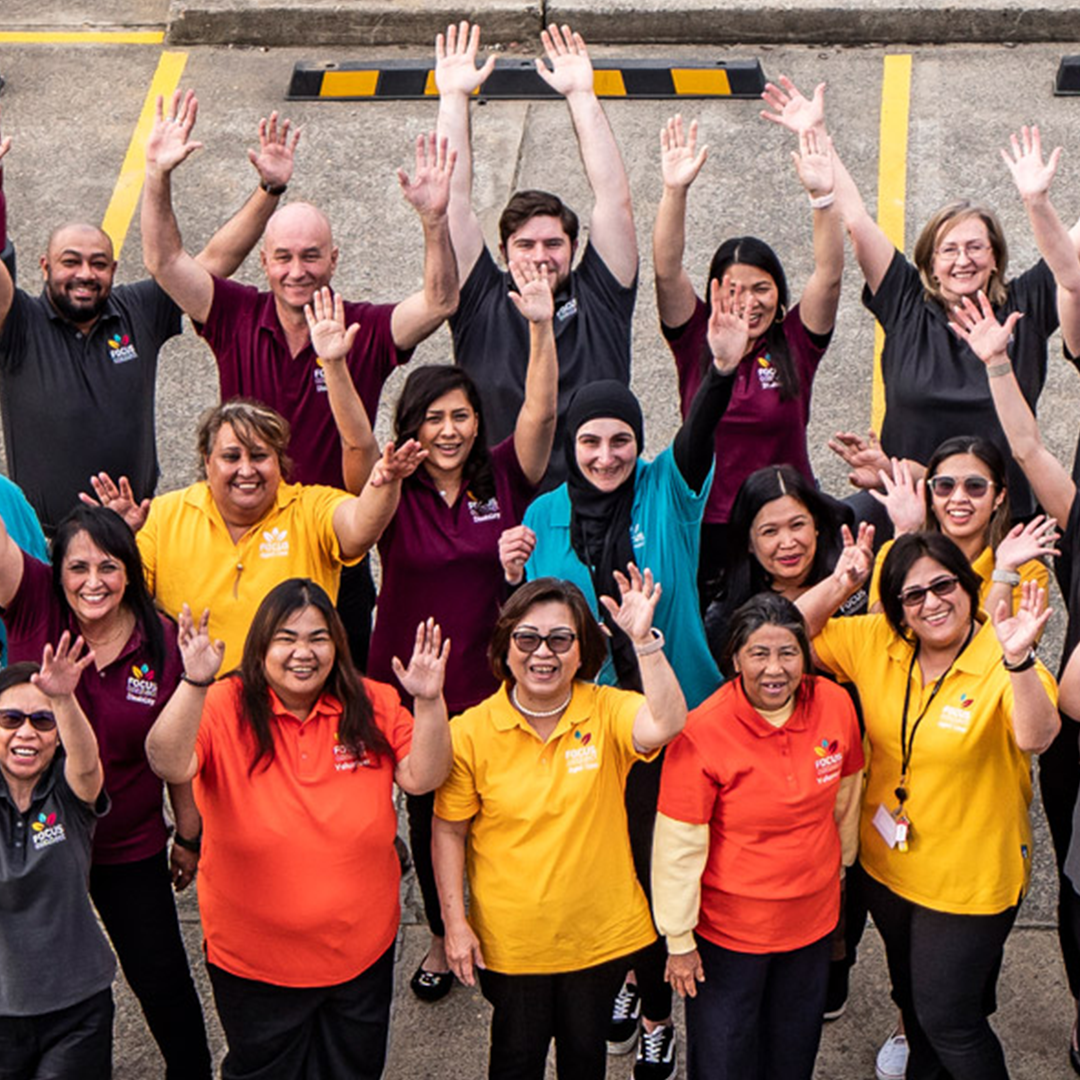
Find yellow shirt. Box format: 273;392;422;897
138;481;358;671
814;614;1056;915
435;682;658;974
868;540;1047;612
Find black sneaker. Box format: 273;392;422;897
606;980;641;1054
634;1023;677;1080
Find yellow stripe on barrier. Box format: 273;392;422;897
100;50;188;260
871;54;912;434
0;31;164;44
671;69;732;96
322;70;379;97
593;70;627;96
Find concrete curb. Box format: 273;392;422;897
164;0;1080;47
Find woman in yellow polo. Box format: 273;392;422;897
797;529;1058;1080
432;572;687;1080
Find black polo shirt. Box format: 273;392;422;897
0;280;181;531
865;251;1058;519
0;753;115;1015
450;243;637;491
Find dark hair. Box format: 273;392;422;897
912;200;1009;308
924;436;1010;551
878;532;982;642
237;578;390;774
196;397;293;481
489;578;608;686
394;365;495;502
0;661;41;697
498;190;579;250
51;505;166;673
705;237;796;400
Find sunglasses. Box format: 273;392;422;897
928;475;994;499
898;576;960;609
0;709;58;732
511;630;577;655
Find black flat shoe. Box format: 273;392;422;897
410;963;454;1002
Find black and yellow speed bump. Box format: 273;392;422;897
287;59;767;101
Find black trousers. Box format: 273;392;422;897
861;866;1018;1080
685;930;831;1080
405;789;445;939
0;988;113;1080
337;560;376;673
207;944;395;1080
479;957;627;1080
89;849;211;1080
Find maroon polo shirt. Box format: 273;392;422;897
197;277;412;487
366;438;536;715
4;552;182;864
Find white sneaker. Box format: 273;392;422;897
875;1028;908;1080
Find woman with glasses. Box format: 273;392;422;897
432;574;687;1080
796;528;1059;1080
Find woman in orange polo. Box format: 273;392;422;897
146;578;452;1080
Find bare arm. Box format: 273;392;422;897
537;25;637;286
795;523;876;639
390;133;460;350
653;115;707;328
1060;641;1080;721
432;815;487;986
434;22;495;281
0;508;26;608
166;781;202;891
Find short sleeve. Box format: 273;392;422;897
862;249;922;333
117;278;183;343
594;684;653;768
576;243;638;321
137;502;160;596
0;289;30;370
301;486;363;567
643;446;709;526
450;247;504;333
1006;260;1058;342
999;659;1059;719
657;725;718;825
196;276;259;359
434;723;481;822
365;678;414;763
813;615;881;683
195;679;238;774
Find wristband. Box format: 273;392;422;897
181;672;215;688
260;179;288;196
635;628;665;656
986;361;1013;378
172;831;202;855
1003;650;1037;673
991;568;1021;587
808;191;836;210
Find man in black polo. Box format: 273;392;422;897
0;98;299;530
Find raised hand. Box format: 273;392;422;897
536;24;595;98
397;132;456;224
831;523;875;591
177;604;225;686
391;617;450;701
508;262;555;323
146;89;203;175
995;515;1060;573
304;286;360;363
1001;125;1061;202
869;457;926;534
707;275;751;373
367;439;428;488
792;127;834;198
32;632;94;699
828;430;891;491
993;581;1052;663
948;291;1024;365
666;950;705;998
79;473;151;533
248;110;300;189
434;21;496;97
761;75;827;136
660;115;708;191
599;564;661;645
499;525;537;585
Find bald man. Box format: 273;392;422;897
0;110;297;532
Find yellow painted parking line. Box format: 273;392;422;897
0;31;164;44
100;51;188;259
871;53;912;434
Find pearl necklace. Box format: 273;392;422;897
511;686;572;719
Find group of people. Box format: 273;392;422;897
3;18;1080;1080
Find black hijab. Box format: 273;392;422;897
565;380;644;690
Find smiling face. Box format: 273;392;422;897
506;600;580;709
931;216;997;304
205;421;282;527
749;495;818;590
417;388;479;484
734;624;805;712
502;215;574;291
263;605;335;714
41;224;116;327
0;682;59;794
900;556;973;654
260;203;338;316
928;452;1003;550
574;418;638;494
60;530;128;627
725;262;779;343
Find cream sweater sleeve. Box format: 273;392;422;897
652;811;710;955
834;771;863;868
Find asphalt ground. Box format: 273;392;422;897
3;6;1080;1076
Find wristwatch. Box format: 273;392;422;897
260;179;288;196
991;568;1021;587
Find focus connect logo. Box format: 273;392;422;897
108;333;138;364
813;738;843;785
31;811;66;850
756;352;779;390
565;728;598;774
260;527;289;559
126;663;159;706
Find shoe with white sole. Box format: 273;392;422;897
607;980;641;1054
875;1027;908;1080
634;1023;677;1080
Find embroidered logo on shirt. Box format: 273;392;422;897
630;524;645;551
31;812;67;850
938;694;973;733
333;731;373;771
565;729;599;774
313;366;328;393
756;353;779;391
107;333;138;364
126;664;159;706
813;739;843;784
260;527;290;559
467;495;502;523
555;297;578;323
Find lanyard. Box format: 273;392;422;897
895;621;975;809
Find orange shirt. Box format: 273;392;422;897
194;677;413;987
658;677;863;953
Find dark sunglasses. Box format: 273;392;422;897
928;475;993;499
0;709;58;732
898;576;960;609
511;630;577;655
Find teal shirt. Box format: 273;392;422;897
523;447;722;709
0;476;49;666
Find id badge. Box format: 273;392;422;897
872;803;911;851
